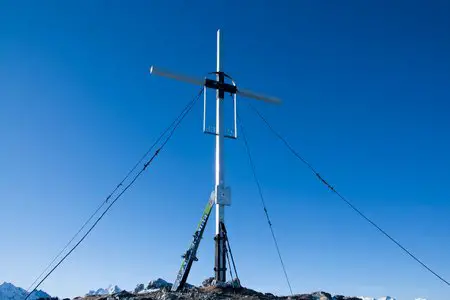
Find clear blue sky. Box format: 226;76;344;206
1;1;449;299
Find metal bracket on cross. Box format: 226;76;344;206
203;72;238;139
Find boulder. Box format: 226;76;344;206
201;277;214;287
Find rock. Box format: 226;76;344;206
202;277;215;287
289;294;314;300
180;283;195;291
133;284;145;294
156;290;177;300
108;286;122;295
113;290;133;300
211;280;227;288
227;278;241;289
311;291;332;300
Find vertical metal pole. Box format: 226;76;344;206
214;29;226;283
203;86;207;132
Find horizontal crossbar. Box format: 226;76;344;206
150;65;281;104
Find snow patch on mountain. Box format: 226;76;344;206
0;282;51;300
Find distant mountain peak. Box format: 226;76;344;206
86;285;121;296
146;278;172;290
0;282;51;300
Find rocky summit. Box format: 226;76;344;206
81;288;361;300
79;279;363;300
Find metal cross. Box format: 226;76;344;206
149;29;280;283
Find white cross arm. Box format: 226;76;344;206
237;88;281;104
150;65;281;104
150;66;204;86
